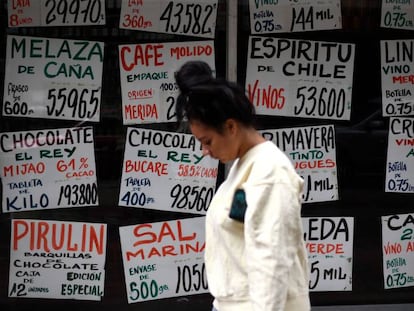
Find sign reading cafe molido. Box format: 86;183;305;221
246;37;355;120
0;127;98;213
118;40;215;124
119;128;218;215
119;217;207;303
3;35;104;122
9;219;107;300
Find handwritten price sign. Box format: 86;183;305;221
249;0;341;34
303;217;354;292
7;0;106;27
382;213;414;289
381;0;414;30
386;117;414;193
119;217;207;303
381;40;414;117
262;125;338;203
3;35;103;122
9;219;107;300
0;127;98;213
119;40;215;124
246;37;354;120
119;0;218;38
119;128;218;214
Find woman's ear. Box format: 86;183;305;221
225;119;238;134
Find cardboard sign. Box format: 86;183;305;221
119;0;218;38
0;127;99;213
249;0;341;34
3;35;103;122
119;40;215;124
382;213;414;289
246;37;355;120
119;128;218;214
119;217;207;303
381;40;414;117
7;0;106;27
303;217;354;291
262;125;338;203
9;219;107;300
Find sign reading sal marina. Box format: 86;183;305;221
249;0;341;34
381;0;414;30
381;40;414;117
119;0;218;38
0;127;98;213
8;0;106;27
246;37;355;120
303;217;354;292
119;128;218;214
385;117;414;193
262;125;338;203
119;217;207;303
9;219;107;300
119;40;215;125
3;35;103;122
382;213;414;289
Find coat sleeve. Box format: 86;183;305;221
243;174;303;311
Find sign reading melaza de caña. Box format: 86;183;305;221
246;37;355;120
302;217;354;291
119;128;218;214
262;125;338;203
3;35;103;122
0;127;99;213
382;213;414;289
118;40;215;124
119;217;207;303
9;219;107;300
8;0;106;27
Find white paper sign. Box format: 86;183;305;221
9;219;107;300
119;0;218;38
303;217;354;291
119;217;207;303
249;0;342;34
119;40;215;124
385;117;414;193
0;127;99;213
381;40;414;117
381;0;414;30
382;213;414;289
262;125;338;203
119;128;218;214
3;35;103;122
246;36;355;120
7;0;106;27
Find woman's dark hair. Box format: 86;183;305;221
175;61;255;132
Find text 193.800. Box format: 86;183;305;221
57;183;98;206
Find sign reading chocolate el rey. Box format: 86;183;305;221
118;40;215;124
3;35;103;122
119;128;218;214
246;37;355;120
0;127;98;213
9;219;107;301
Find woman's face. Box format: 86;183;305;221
190;119;238;163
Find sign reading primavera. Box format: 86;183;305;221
3;35;103;122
